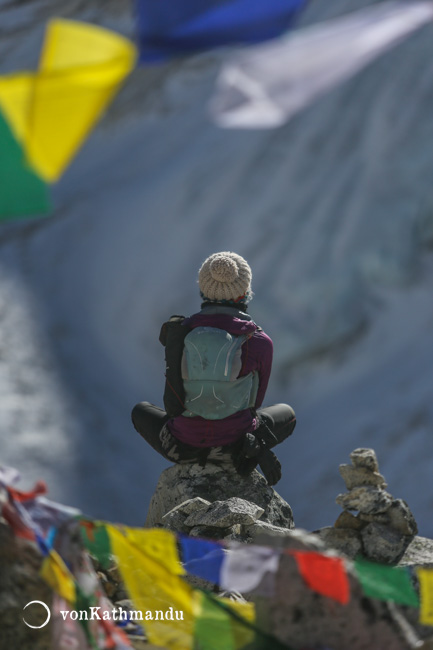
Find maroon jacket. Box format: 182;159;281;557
167;306;273;448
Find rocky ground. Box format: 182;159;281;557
1;448;433;650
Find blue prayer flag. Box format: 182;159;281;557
136;0;307;62
180;536;225;585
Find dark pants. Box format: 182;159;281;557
131;402;296;464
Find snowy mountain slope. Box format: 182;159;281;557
0;0;433;532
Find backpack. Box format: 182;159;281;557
160;315;190;417
181;326;258;420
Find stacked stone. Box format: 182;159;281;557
161;496;294;543
318;448;418;563
146;463;294;530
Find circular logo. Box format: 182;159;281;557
23;600;51;629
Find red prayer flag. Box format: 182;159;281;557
1;480;47;543
8;479;47;503
290;550;350;605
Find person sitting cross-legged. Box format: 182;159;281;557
131;251;296;486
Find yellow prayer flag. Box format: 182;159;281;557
418;568;433;626
28;19;137;181
118;525;185;576
40;550;76;603
107;525;195;650
221;597;255;624
0;19;137;183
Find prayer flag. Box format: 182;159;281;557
121;526;185;576
194;591;256;650
8;480;47;503
22;496;80;530
291;551;350;605
180;535;225;584
0;478;48;543
106;525;195;650
418;568;433;625
221;598;256;649
40;550;76;603
0;19;137;190
51;595;89;650
1;500;36;542
136;0;306;62
220;543;280;593
0;465;21;486
0;110;50;219
355;558;419;607
26;19;137;181
80;520;112;570
211;1;433;128
194;591;236;650
6;487;80;555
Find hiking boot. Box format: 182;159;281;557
257;448;282;486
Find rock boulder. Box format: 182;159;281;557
145;462;294;531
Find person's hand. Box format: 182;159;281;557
241;432;262;458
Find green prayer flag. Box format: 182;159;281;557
0;110;50;220
354;558;419;607
195;592;235;650
80;520;112;571
75;585;98;650
198;591;293;650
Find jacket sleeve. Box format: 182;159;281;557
159;316;190;417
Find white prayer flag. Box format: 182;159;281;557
211;1;433;128
220;543;281;593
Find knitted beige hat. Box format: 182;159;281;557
198;252;252;303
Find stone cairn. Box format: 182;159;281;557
161;495;293;542
316;448;418;564
146;462;295;543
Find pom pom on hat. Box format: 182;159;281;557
209;256;239;283
198;252;252;303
